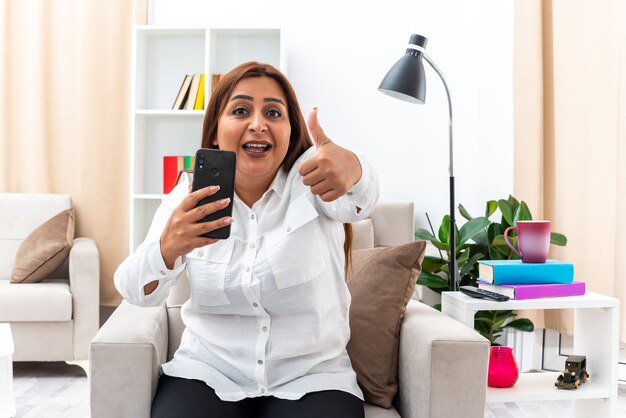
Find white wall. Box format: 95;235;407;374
149;0;514;233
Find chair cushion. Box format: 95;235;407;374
364;403;401;418
11;208;75;283
0;279;72;321
346;241;426;408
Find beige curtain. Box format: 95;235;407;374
0;0;147;306
514;0;626;340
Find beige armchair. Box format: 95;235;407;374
0;193;100;374
90;203;489;417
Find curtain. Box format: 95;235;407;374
514;0;626;341
0;0;147;306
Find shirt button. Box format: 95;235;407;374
250;243;256;249
286;226;292;233
258;360;264;365
347;191;354;196
246;266;251;272
260;388;266;394
251;213;256;220
262;326;268;332
197;250;203;257
252;302;259;308
160;270;166;276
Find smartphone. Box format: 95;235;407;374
191;148;236;239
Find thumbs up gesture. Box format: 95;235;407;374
298;108;362;202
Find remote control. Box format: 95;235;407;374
459;286;510;302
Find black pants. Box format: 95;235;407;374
151;374;365;418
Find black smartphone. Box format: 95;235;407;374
191;148;236;239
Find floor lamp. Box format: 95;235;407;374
378;34;460;291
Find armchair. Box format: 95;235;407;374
0;193;100;373
90;203;489;417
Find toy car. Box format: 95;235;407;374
555;355;590;390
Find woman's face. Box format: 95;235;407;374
213;76;291;190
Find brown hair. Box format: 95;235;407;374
201;61;353;275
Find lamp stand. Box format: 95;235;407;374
423;55;460;291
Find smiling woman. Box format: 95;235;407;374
203;62;312;204
209;76;292;206
114;61;380;417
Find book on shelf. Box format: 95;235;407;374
184;74;202;110
163;155;196;194
171;75;192;110
477;259;574;285
193;73;205;110
211;73;224;94
477;280;585;300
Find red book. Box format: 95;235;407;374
477;280;586;300
163;156;179;194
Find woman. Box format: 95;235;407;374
115;61;379;418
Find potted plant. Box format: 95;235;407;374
415;195;568;387
415;195;567;343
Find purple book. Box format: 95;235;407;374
477;280;586;300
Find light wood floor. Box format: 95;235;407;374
9;361;626;417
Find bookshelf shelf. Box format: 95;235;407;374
441;291;620;417
129;26;285;251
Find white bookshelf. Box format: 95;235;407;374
441;291;620;417
129;26;285;251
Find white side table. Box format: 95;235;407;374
0;324;15;418
442;291;620;418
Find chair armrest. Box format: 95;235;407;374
397;299;490;418
69;237;100;360
90;301;168;418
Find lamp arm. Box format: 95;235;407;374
423;54;453;177
423;54;459;290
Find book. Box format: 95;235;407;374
171;75;192;110
193;73;205;110
163;155;195;194
184;155;195;171
478;259;574;285
477;280;585;300
163;156;179;194
211;73;223;94
185;74;202;110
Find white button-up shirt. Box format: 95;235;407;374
115;147;379;401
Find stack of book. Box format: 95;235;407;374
477;259;585;300
172;73;205;110
163;156;195;194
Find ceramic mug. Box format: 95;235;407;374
504;220;551;263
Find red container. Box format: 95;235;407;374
488;346;519;388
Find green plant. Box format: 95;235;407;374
415;195;567;344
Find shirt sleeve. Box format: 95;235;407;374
114;182;189;307
314;152;380;223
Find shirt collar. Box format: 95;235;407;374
267;166;287;199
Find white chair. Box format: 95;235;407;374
0;193;100;374
90;203;489;417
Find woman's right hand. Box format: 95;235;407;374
159;185;233;269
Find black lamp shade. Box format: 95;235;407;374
378;34;428;104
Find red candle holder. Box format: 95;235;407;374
488;346;519;388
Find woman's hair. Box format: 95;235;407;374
201;61;354;276
201;61;310;172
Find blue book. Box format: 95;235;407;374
477;259;574;285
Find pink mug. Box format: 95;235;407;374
504;220;551;263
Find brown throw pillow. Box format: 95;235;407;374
10;208;75;283
346;241;426;408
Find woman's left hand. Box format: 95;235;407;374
298;108;362;202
